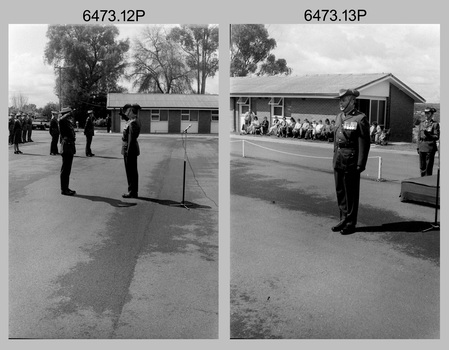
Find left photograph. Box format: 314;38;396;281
8;24;219;339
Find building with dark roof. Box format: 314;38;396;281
230;73;425;142
107;93;219;134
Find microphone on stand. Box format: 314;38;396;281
183;124;192;133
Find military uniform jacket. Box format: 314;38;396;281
84;116;95;136
13;118;22;132
49;117;59;137
417;118;439;153
333;108;371;172
58;115;76;155
121;119;140;156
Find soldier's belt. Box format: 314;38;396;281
337;142;356;149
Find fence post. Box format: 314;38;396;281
377;156;382;181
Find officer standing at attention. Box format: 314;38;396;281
120;104;141;198
58;107;77;196
416;107;439;176
49;111;60;155
13;113;23;154
84;110;95;157
332;89;371;235
21;114;28;143
27;113;33;142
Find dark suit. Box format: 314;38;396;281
27;116;33;141
49;117;60;155
84;115;95;156
417;118;439;176
122;119;140;195
333;108;370;228
59;114;76;191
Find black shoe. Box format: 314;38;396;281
122;192;138;198
61;189;76;196
340;225;356;235
331;219;347;232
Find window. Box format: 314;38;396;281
151;109;160;121
269;97;284;117
238;97;250;116
237;97;249;105
211;110;219;121
181;110;190;121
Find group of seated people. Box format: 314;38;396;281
370;122;390;145
242;115;336;142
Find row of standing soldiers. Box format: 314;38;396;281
9;113;34;145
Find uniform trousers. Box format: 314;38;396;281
419;150;436;177
60;153;74;191
50;135;59;154
27;126;32;141
85;135;93;155
334;169;361;227
124;154;138;195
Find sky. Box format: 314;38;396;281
8;24;440;109
8;24;219;109
264;24;440;103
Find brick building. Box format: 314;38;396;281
230;73;425;142
107;93;219;134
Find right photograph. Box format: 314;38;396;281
229;24;440;339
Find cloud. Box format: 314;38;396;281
266;24;440;102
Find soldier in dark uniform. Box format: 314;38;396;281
8;114;14;145
120;103;141;198
106;115;112;133
84;110;95;157
58;107;76;196
13;113;23;154
49;111;60;155
416;107;439;176
27;114;33;142
21;114;28;143
331;89;371;234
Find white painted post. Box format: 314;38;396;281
378;156;382;181
242;140;245;158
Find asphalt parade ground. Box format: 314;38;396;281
230;134;440;339
8;130;218;339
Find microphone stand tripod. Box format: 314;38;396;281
170;127;193;210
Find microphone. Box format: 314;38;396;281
183;124;192;133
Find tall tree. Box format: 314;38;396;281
129;25;193;94
168;25;219;94
257;54;292;76
230;24;291;77
42;102;60;118
44;24;129;122
10;92;29;112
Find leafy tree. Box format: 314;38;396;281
230;24;291;77
41;102;60;119
44;24;129;123
257;54;292;76
129;25;193;94
168;25;219;94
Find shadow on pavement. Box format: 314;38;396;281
75;194;137;207
82;155;122;160
138;196;212;209
356;221;438;234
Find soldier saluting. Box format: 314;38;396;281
331;89;371;235
415;107;439;177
